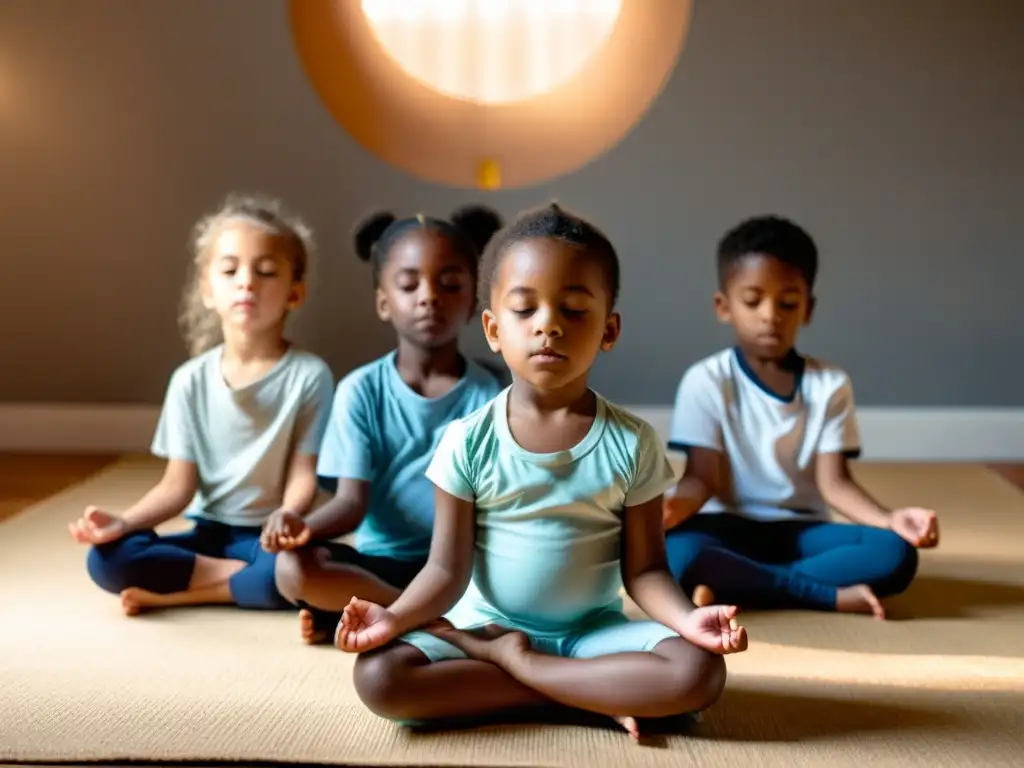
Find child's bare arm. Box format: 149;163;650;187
279;453;320;515
386;487;476;635
260;454;329;551
624;495;748;654
815;453;892;527
302;479;371;539
817;453;939;547
663;447;722;530
120;460;198;531
624;494;697;627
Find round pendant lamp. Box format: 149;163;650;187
289;0;692;190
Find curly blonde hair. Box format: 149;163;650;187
179;193;315;357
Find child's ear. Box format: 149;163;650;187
287;281;307;310
600;312;622;352
713;291;731;324
481;309;501;353
375;287;391;322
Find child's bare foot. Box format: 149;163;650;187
120;587;166;616
692;584;715;607
613;715;640;741
440;627;641;739
836;584;885;619
435;624;530;667
298;608;338;645
422;617;455;635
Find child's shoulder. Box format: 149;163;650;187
799;354;854;398
598;396;664;454
284;347;334;384
166;346;221;393
675;347;736;393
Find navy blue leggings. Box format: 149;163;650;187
86;518;288;610
665;514;919;611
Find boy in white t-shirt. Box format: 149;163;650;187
664;215;940;619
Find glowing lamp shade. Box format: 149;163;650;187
360;0;622;105
290;0;692;189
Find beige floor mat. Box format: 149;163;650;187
1;456;1023;767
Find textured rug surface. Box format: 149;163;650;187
1;456;1023;767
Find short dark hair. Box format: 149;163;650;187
717;215;818;290
353;205;503;287
480;202;620;308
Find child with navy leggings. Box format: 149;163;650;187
68;194;333;615
267;207;505;644
663;216;940;619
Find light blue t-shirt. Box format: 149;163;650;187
425;388;678;637
317;351;502;561
152;345;335;527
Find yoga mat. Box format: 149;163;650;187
2;456;1023;766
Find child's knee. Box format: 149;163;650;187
86;542;131;594
657;639;728;714
352;644;428;721
864;532;921;598
274;548;319;603
230;556;290;610
877;531;919;596
685;650;727;712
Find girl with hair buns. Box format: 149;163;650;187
271;205;505;645
69;193;335;616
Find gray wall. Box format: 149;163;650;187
1;0;1020;407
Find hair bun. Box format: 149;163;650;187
353;211;396;262
451;205;503;254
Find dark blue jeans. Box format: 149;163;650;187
665;514;919;611
86;518;288;610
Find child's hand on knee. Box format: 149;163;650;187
260;510;311;553
335;597;400;653
889;507;939;548
678;604;748;655
68;506;127;545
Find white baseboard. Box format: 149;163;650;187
1;403;1023;462
628;406;1024;462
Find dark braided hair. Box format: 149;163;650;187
353;205;503;287
717;215;818;290
480;203;620;309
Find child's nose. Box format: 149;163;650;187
236;269;254;289
418;283;439;306
534;308;563;337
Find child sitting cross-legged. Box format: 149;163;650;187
663;215;939;620
334;203;748;740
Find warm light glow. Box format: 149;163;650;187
360;0;622;104
291;0;692;188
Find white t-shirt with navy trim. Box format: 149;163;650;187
668;347;861;522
